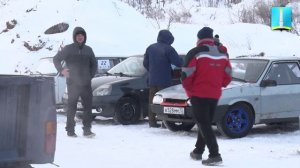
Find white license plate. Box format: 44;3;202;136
163;107;184;115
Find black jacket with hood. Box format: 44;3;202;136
53;27;98;86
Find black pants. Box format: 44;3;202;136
148;86;164;125
191;96;220;158
66;84;93;132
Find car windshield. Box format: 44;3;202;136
97;59;112;74
33;57;57;76
107;56;146;76
231;59;268;83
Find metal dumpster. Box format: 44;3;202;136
0;75;56;167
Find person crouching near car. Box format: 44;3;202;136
181;27;232;166
143;29;183;128
53;27;98;138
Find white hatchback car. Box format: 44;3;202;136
151;56;300;138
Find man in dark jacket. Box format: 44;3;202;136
143;29;183;128
53;27;98;138
181;27;232;166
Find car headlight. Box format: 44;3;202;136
152;94;163;104
93;85;112;96
187;99;191;106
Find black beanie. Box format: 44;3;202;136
197;27;213;39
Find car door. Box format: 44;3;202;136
260;61;300;119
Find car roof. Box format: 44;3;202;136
128;55;144;57
39;56;128;60
96;56;128;59
233;55;300;62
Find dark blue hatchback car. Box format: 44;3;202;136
63;55;182;125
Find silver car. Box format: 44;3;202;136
151;56;300;138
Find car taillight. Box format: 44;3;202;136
45;121;56;155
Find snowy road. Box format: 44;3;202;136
32;113;300;168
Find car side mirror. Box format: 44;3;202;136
260;80;277;87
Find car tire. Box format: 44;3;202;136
216;103;254;138
114;97;140;125
163;120;195;131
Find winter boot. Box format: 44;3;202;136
148;112;160;128
161;122;166;129
67;131;78;138
202;155;222;166
190;148;202;160
83;129;96;138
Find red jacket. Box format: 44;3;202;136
181;38;232;99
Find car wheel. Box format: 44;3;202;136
217;103;254;138
163;120;195;131
114;97;140;125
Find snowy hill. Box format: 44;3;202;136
1;0;300;74
0;0;157;73
1;1;300;168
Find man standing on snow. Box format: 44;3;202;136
143;29;183;128
181;27;232;166
53;27;98;138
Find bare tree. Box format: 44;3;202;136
254;1;271;25
273;0;290;6
225;0;242;7
238;6;256;23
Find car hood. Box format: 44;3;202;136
156;81;246;100
91;76;134;90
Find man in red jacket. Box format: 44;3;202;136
181;27;232;166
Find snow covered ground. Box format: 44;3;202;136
31;113;300;168
1;0;300;167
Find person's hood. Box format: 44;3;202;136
72;27;87;46
157;29;174;45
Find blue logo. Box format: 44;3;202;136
271;7;292;30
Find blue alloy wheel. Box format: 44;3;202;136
225;107;249;134
217;103;254;138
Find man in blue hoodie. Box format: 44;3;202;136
143;29;183;128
